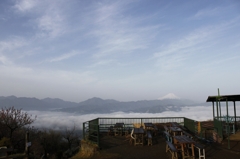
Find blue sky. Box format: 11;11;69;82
0;0;240;102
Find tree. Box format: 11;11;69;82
0;106;36;142
62;125;79;150
38;129;64;158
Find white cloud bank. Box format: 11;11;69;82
27;105;240;131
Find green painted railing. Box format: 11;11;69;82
83;118;100;146
213;116;240;138
83;117;197;147
184;117;197;133
83;116;240;147
214;117;223;138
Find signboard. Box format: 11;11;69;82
26;142;31;147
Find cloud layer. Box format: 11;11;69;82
28;105;240;131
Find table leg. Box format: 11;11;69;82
181;144;185;159
134;134;137;146
191;144;195;159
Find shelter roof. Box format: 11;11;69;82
206;94;240;102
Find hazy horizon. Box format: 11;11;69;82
0;93;206;103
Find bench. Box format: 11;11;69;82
166;141;178;159
194;143;205;159
164;125;169;132
182;131;193;139
124;127;132;136
163;131;172;143
150;125;159;136
108;126;114;136
147;131;152;146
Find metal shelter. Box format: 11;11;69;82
206;94;240;131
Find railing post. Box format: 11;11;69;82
97;125;100;147
226;99;230;149
212;101;215;120
83;122;85;139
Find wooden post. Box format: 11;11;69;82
198;122;201;135
25;131;29;158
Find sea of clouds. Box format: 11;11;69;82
27;105;240;131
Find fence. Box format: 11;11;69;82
213;116;240;138
83;117;197;147
183;117;197;133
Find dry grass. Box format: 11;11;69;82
0;153;26;159
71;151;120;159
132;123;145;128
229;131;240;141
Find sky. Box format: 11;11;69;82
1;0;240;103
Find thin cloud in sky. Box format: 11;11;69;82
14;0;37;12
0;56;12;65
153;18;240;71
192;7;221;19
88;59;116;68
47;51;80;63
90;1;160;58
37;13;65;38
0;37;27;53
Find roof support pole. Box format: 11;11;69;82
226;99;230;149
216;100;219;119
226;99;229;122
219;102;222;120
218;88;222;121
212;101;215;120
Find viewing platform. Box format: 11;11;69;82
81;117;240;159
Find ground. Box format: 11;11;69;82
75;133;240;159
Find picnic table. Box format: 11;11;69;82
173;135;195;159
144;123;159;136
133;127;145;146
169;127;183;136
171;122;181;127
144;123;154;129
114;123;124;136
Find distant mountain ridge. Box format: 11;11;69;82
0;95;210;114
0;95;78;111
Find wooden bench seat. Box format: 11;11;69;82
166;141;178;159
152;125;159;136
163;131;172;143
194;143;205;159
182;131;193;139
